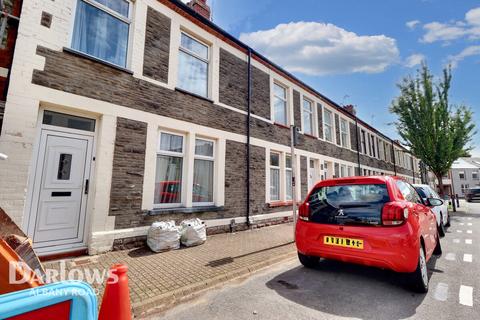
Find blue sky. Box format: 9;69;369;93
204;0;480;156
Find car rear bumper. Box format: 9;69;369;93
295;220;419;273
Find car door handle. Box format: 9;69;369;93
84;179;89;195
51;191;72;197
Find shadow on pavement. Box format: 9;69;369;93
266;255;439;320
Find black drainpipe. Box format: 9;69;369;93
392;141;397;176
354;116;361;175
246;48;252;227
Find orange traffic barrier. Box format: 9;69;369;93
0;239;43;295
99;264;132;320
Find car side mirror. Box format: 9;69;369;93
427;198;444;207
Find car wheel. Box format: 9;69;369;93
445;214;451;228
433;234;442;256
298;252;319;268
409;245;429;293
438;216;446;237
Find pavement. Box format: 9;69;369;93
153;201;480;320
43;222;296;317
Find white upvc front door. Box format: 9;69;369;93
28;129;93;253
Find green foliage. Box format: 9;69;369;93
391;64;476;183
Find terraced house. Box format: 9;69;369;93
0;0;421;257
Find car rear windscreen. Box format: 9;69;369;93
307;184;390;226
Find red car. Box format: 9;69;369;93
296;176;443;293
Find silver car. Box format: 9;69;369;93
413;184;450;237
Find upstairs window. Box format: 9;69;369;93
459;172;465;180
302;98;314;135
360;130;367;154
323;109;333;142
273;83;288;125
473;172;479;180
340;118;349;147
72;0;131;67
178;33;209;97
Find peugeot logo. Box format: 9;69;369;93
337;209;345;216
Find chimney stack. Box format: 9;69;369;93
343;104;357;116
187;0;211;21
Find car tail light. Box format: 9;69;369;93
298;202;310;221
382;202;409;226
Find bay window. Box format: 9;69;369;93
155;132;184;206
193;139;215;204
270;153;281;201
72;0;131;67
323;109;333;142
273;83;288;125
302;98;314;135
178;33;209;97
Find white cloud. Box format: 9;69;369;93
239;22;400;76
466;7;480;25
406;20;420;30
448;45;480;68
421;22;468;43
404;53;426;67
421;7;480;43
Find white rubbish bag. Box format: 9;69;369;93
147;221;180;252
180;218;206;247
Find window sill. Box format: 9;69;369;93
148;205;225;215
63;47;133;74
304;133;318;139
175;87;214;103
273;122;290;129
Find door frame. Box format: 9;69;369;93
24;108;97;254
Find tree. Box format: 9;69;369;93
391;64;476;195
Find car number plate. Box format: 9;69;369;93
324;236;364;249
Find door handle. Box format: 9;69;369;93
84;179;89;195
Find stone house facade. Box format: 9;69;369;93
0;0;421;257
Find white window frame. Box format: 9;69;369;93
192;137;216;206
473;172;479;180
272;82;289;126
269;151;281;202
154;131;187;209
302;97;315;136
360;129;367;154
339;118;349;148
70;0;133;68
347;166;353;177
323;108;334;143
285;154;293;201
177;31;211;98
459;171;466;180
340;164;346;177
